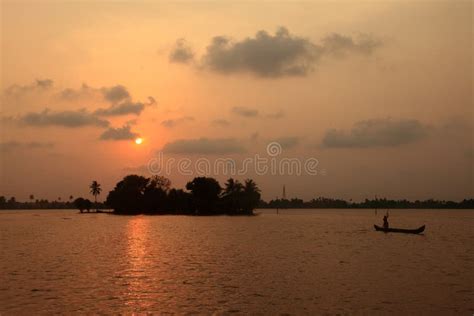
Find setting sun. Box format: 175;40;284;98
135;137;143;145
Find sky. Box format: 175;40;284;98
1;1;472;202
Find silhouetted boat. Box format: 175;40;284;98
374;224;425;234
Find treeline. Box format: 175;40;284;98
105;175;261;215
0;196;106;210
259;197;474;209
2;188;473;211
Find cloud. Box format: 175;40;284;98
211;119;230;127
177;27;381;78
0;141;54;152
162;138;246;154
59;83;97;100
59;84;156;114
322;33;381;57
0;116;15;125
126;118;138;126
59;84;129;102
4;79;54;96
232;106;259;117
19;109;109;128
321;118;428;148
95;101;146;116
36;79;54;89
5;81;155;126
123;164;150;174
161;116;194;128
169;38;194;63
99;124;139;141
266;110;285;119
202;27;321;77
147;96;157;106
94;89;156;116
101;85;130;103
272;136;300;149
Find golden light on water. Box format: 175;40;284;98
135;137;143;145
124;217;153;310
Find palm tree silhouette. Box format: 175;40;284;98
222;178;244;213
242;179;261;213
89;181;102;211
223;178;243;196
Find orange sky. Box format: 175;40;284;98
1;1;472;201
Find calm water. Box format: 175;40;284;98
0;209;472;314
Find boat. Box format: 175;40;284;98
374;224;425;234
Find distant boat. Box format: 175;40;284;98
374;224;425;234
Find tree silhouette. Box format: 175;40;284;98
7;197;16;208
143;180;168;213
241;179;261;214
89;180;102;211
29;194;34;201
222;178;244;214
74;197;92;213
106;175;149;214
150;175;171;191
185;177;222;214
165;188;192;214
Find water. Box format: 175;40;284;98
0;209;472;314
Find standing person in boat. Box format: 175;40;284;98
383;211;389;229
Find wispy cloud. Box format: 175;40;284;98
271;136;300;149
19;109;109;128
211;119;231;127
59;83;96;100
94;101;146;116
169;38;194;64
161;116;195;128
266;110;285;119
322;33;381;57
0;141;54;152
99;124;139;141
162;138;246;154
322;118;428;148
4;79;54;97
232;106;259;117
60;83;156;116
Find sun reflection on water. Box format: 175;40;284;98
123;216;154;311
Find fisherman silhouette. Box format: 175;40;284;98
383;211;389;229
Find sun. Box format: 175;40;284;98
135;137;143;145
